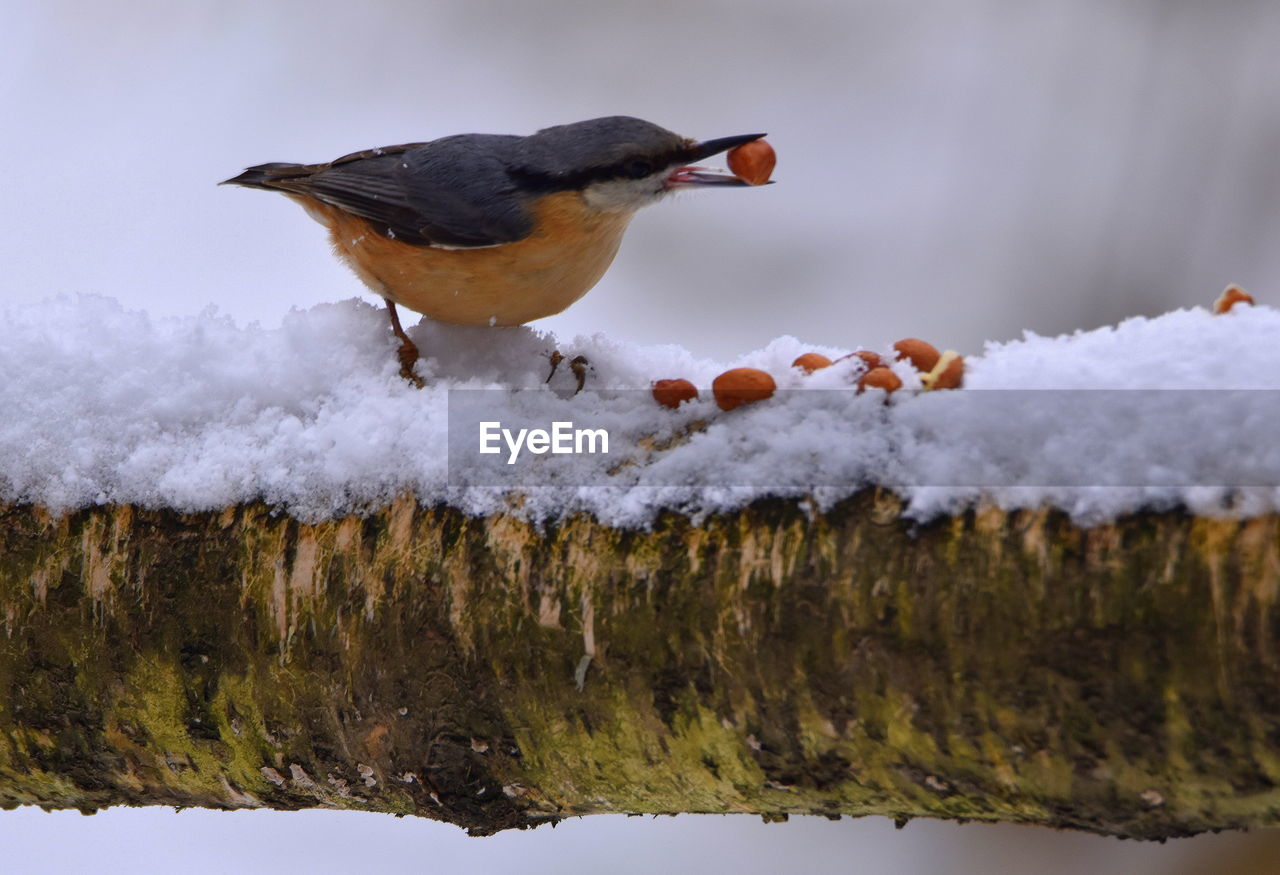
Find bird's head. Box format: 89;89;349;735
512;116;768;212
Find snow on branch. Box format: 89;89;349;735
2;293;1277;524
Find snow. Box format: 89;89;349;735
2;294;1278;527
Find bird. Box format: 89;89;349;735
222;116;769;388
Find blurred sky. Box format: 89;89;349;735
5;0;1280;359
4;0;1280;871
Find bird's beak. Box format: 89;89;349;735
667;132;769;188
665;166;749;187
690;133;767;162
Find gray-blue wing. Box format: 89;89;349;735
255;135;534;248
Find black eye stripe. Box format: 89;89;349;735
511;146;689;191
623;160;653;179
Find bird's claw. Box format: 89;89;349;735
569;355;589;395
398;339;425;389
546;350;565;383
545;351;590;395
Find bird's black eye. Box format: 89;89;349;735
622;160;653;179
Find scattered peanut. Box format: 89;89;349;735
837;350;883;370
858;367;902;394
713;367;777;411
921;351;964;390
792;352;833;373
652;378;699;409
893;338;941;373
1213;284;1255;314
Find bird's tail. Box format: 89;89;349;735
219;162;310;189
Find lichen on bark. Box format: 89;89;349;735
0;492;1278;837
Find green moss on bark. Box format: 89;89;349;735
0;494;1278;836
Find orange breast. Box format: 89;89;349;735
294;192;635;326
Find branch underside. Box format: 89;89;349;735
0;492;1277;837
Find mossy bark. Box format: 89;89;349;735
0;492;1278;837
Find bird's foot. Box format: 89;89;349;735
545;351;590;395
384;298;425;389
546;350;564;381
397;338;425;389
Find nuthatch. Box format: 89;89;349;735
223;116;769;387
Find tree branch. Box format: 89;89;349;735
1;493;1276;837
